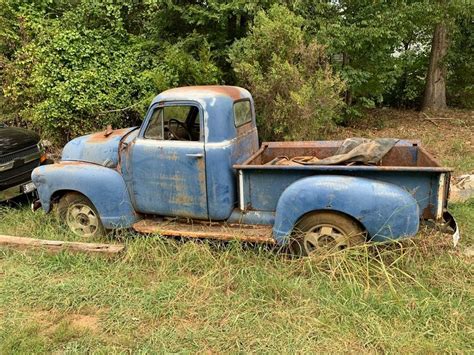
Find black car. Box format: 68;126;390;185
0;123;49;201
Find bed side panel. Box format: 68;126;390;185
241;168;445;220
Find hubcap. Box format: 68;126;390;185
303;224;349;254
66;203;99;237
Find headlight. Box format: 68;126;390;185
37;142;49;163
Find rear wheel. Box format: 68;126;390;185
57;192;105;238
289;211;366;256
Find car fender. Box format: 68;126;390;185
273;175;419;244
32;162;139;229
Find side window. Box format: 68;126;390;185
144;104;201;141
164;106;190;123
144;108;163;139
234;100;252;127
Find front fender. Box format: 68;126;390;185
32;162;139;229
273;175;419;244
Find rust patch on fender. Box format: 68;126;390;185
43;161;88;170
87;128;132;143
422;204;435;219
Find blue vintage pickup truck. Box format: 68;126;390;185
32;86;458;255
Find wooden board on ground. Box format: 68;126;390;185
0;235;125;255
133;218;276;244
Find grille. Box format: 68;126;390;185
0;159;39;188
0;144;39;164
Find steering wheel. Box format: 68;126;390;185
167;118;192;140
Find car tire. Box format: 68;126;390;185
289;211;366;257
57;192;105;238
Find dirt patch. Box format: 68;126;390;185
66;314;100;332
26;309;62;334
31;309;61;327
26;309;101;334
463;247;474;258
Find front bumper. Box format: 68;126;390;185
0;181;36;202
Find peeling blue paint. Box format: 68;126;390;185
32;162;138;229
272;175;419;244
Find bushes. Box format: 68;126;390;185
0;2;222;144
3;26;143;142
3;28;221;142
27;28;153;141
229;6;345;141
1;1;346;143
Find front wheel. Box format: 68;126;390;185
289;211;366;256
57;192;105;238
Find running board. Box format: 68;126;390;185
133;218;276;244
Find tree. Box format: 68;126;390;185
423;0;474;110
295;0;437;113
422;21;448;111
1;0;473;141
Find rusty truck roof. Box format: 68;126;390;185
148;85;255;143
151;85;252;104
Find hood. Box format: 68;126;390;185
61;127;138;167
0;126;40;155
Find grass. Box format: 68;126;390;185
442;139;474;174
0;199;472;353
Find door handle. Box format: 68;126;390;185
186;153;203;158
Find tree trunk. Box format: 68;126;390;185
422;22;448;111
342;52;352;105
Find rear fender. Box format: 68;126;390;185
32;162;139;229
273;175;419;244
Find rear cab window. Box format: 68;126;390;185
233;100;252;127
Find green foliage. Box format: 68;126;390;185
140;0;288;80
296;1;435;111
27;28;152;140
0;1;222;143
447;14;474;109
384;45;430;108
230;5;345;140
0;0;473;142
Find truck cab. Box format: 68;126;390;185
32;86;456;255
33;86;259;230
122;86;259;220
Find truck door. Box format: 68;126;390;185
129;101;208;219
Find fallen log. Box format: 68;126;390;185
0;235;125;255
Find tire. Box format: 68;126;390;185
57;192;105;238
289;211;366;257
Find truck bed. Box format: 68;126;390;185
234;141;452;220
